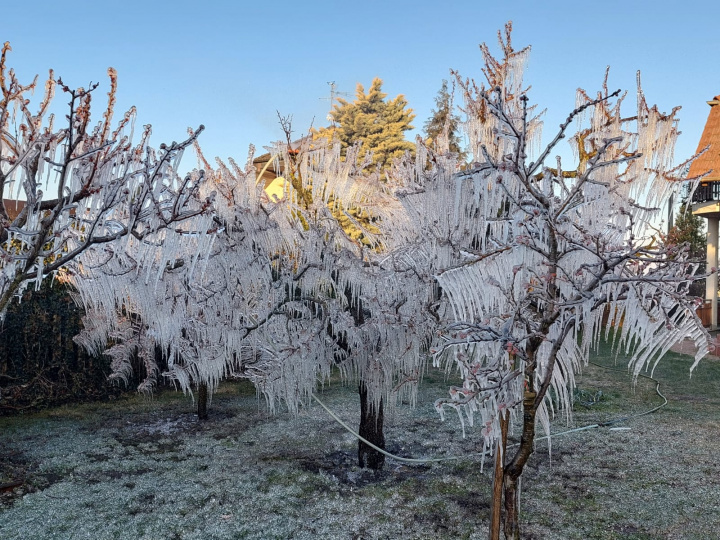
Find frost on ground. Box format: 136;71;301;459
1;350;720;540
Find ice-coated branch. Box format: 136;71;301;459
0;46;211;317
527;89;622;178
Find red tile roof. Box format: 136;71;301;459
688;96;720;181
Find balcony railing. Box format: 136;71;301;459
692;182;720;204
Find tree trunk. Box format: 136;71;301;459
358;382;385;470
490;442;504;540
500;390;538;539
502;475;521;540
489;410;510;540
197;382;208;421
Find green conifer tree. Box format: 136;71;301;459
667;197;706;297
315;78;415;172
668;202;706;260
423;79;465;159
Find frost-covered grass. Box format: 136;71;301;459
2;346;720;540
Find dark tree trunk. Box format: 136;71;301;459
197;382;209;421
357;382;385;470
497;390;538;540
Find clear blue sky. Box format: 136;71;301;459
4;0;718;171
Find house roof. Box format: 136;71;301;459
252;135;314;184
3;199;26;221
688;95;720;182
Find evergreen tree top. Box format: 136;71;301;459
315;77;415;172
423;79;465;159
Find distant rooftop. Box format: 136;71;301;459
2;199;26;221
688;95;720;182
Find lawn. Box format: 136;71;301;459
1;343;719;539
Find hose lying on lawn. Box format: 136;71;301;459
311;360;668;465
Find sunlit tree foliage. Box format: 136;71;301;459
314;78;415;172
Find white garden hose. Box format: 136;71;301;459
311;361;667;464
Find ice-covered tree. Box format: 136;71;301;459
206;134;433;468
69;140;300;413
395;24;710;539
70;129;433;464
272;135;435;468
0;42;210;317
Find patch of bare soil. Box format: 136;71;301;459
1;352;719;539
